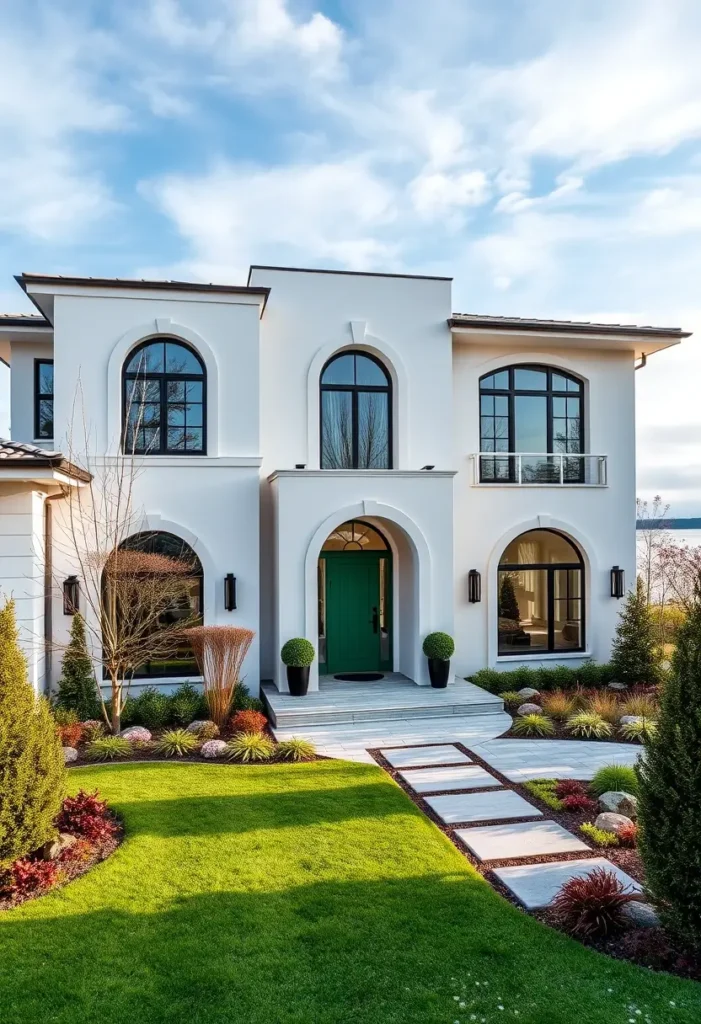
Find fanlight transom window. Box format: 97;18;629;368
123;338;206;455
320;351;391;469
498;529;584;655
321;520;389;551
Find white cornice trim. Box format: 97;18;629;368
268;468;456;482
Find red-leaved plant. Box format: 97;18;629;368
57;790;117;844
229;710;268;735
1;858;59;900
555;779;587;798
617;821;638;848
551;867;638;938
57;722;83;748
561;794;599;814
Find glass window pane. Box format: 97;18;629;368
480;395;494;414
38;362;54;395
480;416;494;440
321;353;354;385
185;427;203;451
552;374;569;392
142;427;160;451
358;391;390;468
553;397;566;417
553;568;583;649
38;399;53;438
498;569;548;653
355;354;388;386
165;342;203;374
514;368;547;390
167;380;186;402
567;377;581;392
495;395;508;415
167;428;186;450
321;390;353;468
186;380;203;402
481;370;509;390
500;529;581;566
514;395;547;451
185;403;203;427
167;404;185;426
126;342;164;374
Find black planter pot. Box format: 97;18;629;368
428;658;450;688
286;665;310;697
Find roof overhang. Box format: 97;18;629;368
16;273;270;322
449;318;690;360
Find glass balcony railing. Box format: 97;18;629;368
472;452;608;486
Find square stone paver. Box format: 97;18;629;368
424;789;541;825
455;820;589;862
398;764;495;794
380;744;470;769
492;857;643;910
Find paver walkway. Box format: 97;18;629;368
376;741;641;910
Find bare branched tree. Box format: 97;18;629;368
183;626;255;727
637;495;671;605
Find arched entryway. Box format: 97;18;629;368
318;520;392;675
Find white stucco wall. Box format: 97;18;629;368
452;342;637;677
0;485;46;690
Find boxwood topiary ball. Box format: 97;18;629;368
422;632;455;660
281;638;315;667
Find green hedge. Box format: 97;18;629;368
469;661;614;694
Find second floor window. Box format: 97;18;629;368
34;359;54;440
479;365;583;482
320;352;391;469
123;338;206;455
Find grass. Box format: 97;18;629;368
0;761;698;1023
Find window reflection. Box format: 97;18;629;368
321;352;391;469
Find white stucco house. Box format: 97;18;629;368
0;266;689;700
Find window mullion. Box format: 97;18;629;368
547;568;555;651
161;376;167;454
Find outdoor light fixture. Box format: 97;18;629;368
610;566;625;599
224;573;237;611
295;463;306;469
468;569;482;603
63;575;80;615
421;464;435;471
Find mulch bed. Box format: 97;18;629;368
497;721;640;744
0;816;123;913
369;741;700;981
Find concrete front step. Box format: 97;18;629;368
262;679;504;728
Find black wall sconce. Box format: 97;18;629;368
468;569;482;603
63;575;80;615
610;566;625;599
224;573;237;611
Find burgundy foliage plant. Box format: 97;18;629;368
551;867;638;938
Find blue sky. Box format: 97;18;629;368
1;0;701;511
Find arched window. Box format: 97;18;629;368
498;529;584;655
123;338;206;455
109;531;204;678
320;352;391;469
479;365;582;482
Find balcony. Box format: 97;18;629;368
471;452;608;486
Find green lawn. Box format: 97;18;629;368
0;761;698;1023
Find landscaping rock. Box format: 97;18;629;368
201;739;227;759
619;715;643;726
621;901;660;929
186;720;219;737
63;746;78;764
517;702;542;716
607;681;628;691
517;687;540;699
121;726;152;743
598;791;638;818
595;811;635;836
41;832;77;861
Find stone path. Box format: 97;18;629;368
377;741;641;910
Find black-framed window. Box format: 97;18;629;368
107;531;203;678
498;529;585;655
123;338;206;455
479;365;583;482
34;359;54;440
320;352;391;469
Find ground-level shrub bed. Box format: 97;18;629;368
372;744;700;983
1;762;698;1024
470;663;617;693
0;789;121;911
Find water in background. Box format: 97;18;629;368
637;529;701;549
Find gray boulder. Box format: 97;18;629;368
619;715;642;726
121;726;152;743
63;746;78;764
41;833;77;861
607;681;628;691
517;687;540;699
201;739;227;759
622;901;660;929
517;702;542;716
595;811;635;836
186;720;219;737
598;791;638;818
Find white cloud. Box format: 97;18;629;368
409;170;490;219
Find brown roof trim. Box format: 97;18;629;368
0;313;51;328
0;455;91;483
16;273;270;315
247;264;452;284
448;313;690;339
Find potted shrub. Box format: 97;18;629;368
422;632;455;688
281;638;315;697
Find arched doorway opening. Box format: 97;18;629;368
318;520;393;675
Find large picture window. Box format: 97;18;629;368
320;352;391;469
123;338;206;455
498;529;584;655
34;359;54;440
480;365;583;482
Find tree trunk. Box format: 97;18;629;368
109;671;121;735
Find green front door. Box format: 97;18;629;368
321;552;392;674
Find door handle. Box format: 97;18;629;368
371;607;378;633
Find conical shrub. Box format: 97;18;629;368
610;576;660;684
636;587;701;950
0;599;65;864
55;613;100;721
